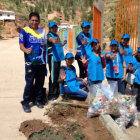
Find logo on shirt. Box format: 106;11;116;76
29;35;44;45
19;33;23;41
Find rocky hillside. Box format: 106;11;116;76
0;0;123;40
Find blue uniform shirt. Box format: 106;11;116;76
83;42;105;81
49;32;64;62
61;66;80;92
19;26;47;65
130;57;140;85
76;32;92;57
106;52;124;79
119;44;133;69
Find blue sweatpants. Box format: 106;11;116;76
63;81;87;98
21;64;46;106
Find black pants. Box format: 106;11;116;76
76;55;87;78
48;55;60;97
21;64;46;106
132;83;140;111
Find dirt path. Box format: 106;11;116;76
0;38;50;140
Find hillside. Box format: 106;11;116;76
0;0;123;41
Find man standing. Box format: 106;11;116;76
19;12;47;113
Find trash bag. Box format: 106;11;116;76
87;81;119;118
115;95;139;132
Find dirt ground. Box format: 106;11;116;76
19;104;114;140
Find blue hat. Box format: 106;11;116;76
110;40;119;46
49;21;58;28
122;34;130;40
91;38;99;44
81;21;90;28
65;53;74;59
138;48;140;53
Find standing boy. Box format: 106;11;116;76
19;12;47;113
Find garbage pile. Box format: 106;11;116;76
87;81;139;132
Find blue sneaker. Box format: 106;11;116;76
34;101;44;109
22;105;31;113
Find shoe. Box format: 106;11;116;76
34;101;44;108
22;105;31;113
48;95;55;100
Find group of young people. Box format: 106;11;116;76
19;12;140;113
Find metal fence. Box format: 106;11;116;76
115;0;140;51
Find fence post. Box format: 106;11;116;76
138;0;140;45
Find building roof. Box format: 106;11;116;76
0;10;15;14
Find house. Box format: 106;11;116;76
0;10;15;21
58;23;77;31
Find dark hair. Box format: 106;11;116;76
92;43;101;55
29;12;40;20
135;54;140;62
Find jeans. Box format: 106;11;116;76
63;81;87;98
21;64;46;106
132;83;140;111
107;77;125;94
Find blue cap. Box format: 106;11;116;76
91;38;99;44
81;21;90;28
65;53;74;59
138;48;140;53
110;40;119;46
122;34;130;40
49;21;58;28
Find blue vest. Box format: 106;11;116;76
76;32;92;56
131;57;140;85
63;66;80;92
85;43;105;81
119;44;133;68
49;33;64;62
106;52;124;79
80;32;92;57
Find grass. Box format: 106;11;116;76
63;121;85;140
29;121;84;140
29;128;65;140
55;103;70;109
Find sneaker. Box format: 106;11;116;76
22;105;31;113
34;101;44;109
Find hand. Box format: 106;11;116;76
60;70;66;81
121;75;126;81
63;40;67;45
118;48;126;55
110;54;116;60
55;37;61;44
82;38;88;45
100;53;104;58
80;55;88;64
82;78;87;85
25;46;32;54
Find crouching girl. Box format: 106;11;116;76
58;53;88;100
